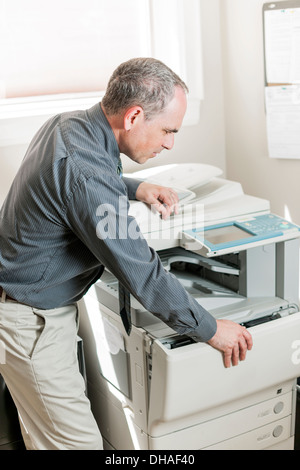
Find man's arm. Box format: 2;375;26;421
122;177;141;201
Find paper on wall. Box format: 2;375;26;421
265;85;300;159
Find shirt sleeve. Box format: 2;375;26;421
65;171;217;343
122;177;141;200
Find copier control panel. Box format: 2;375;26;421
181;214;300;257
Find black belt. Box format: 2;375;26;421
0;286;16;302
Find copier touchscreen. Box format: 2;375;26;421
201;225;253;245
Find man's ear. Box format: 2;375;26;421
124;106;144;131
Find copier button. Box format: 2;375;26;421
272;425;283;438
273;401;284;414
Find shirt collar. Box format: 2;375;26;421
87;102;120;165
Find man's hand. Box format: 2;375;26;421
136;182;179;219
207;319;253;368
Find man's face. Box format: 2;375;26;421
121;86;187;164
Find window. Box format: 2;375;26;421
0;0;203;135
0;0;152;99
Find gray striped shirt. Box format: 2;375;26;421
0;103;216;342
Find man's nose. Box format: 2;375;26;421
162;133;174;150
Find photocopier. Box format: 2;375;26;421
78;163;300;450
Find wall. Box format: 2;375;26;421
0;144;27;204
0;0;227;205
123;0;227;176
221;0;300;224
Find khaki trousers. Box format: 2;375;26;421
0;294;102;450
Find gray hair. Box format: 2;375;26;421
101;57;188;120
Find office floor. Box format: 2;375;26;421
0;375;24;449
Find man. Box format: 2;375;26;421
0;58;252;450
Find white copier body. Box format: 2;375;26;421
78;164;300;450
